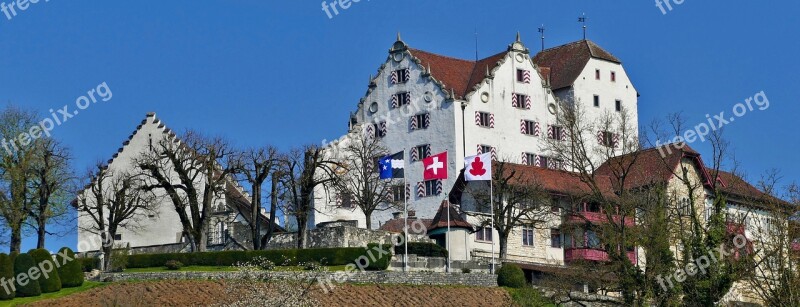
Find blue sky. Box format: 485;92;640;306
0;1;797;252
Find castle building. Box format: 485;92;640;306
312;34;639;230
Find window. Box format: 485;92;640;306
393;92;410;108
586;230;600;249
548;125;565;141
392;185;405;202
423;179;440;197
476;227;493;242
413;144;431;161
551;197;561;213
113;234;122;241
479;145;493;155
601;131;616;148
525;153;537;166
593;95;600;107
539;156;549;168
476;112;492;128
595;69;601;80
611;71;616;82
376;122;387;138
393;68;410;84
516;69;530;83
513;93;529;109
522;120;537;136
678;198;691;216
340;193;353;209
615;100;622;112
523;227;535;246
551;229;562;248
412;113;429;130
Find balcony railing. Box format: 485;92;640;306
564;248;637;264
565;211;635;227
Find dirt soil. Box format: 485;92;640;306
26;280;513;307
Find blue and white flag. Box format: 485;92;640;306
379;151;405;179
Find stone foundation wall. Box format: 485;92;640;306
266;226;432;250
94;271;497;287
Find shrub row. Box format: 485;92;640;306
0;247;83;301
126;247;375;268
394;242;448;258
365;243;392;271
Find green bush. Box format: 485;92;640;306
461;268;471;274
79;257;100;272
57;248;84;288
27;249;61;293
126;247;370;269
0;253;15;300
365;243;392;271
165;260;183;270
393;242;448;258
13;254;41;297
109;246;129;272
497;263;526;288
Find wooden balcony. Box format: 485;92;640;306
565;211;635;227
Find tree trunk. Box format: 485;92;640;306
251;184;261;250
499;234;509;260
260;176;280;250
102;237;113;272
364;213;372;230
297;221;308;249
9;228;21;254
36;216;47;249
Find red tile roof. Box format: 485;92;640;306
594;143;710;190
533;40;621;90
379;217;433;235
495;162;616;198
428;201;473;232
408;48;507;100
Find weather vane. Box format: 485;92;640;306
578;13;588;40
538;24;545;51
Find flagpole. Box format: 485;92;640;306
447;199;451;273
404;163;408;273
490;179;495;274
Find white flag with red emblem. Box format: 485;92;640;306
464;153;492;181
423;151;448;180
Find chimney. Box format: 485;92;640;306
392;212;403;219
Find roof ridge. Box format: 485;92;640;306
408;48;477;64
536;39;587;54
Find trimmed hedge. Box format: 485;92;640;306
13;254;41;297
126;247;373;269
394;242;448;258
57;248;84;288
365;243;392;271
0;253;14;300
28;249;61;293
497;263;526;288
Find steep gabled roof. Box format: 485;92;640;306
594;143;714;191
408;48;508;100
533;40;621;90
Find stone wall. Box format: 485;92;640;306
94;270;497;287
266;226;431;250
388;255;491;273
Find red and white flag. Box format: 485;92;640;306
423;151;448;180
464;153;491;181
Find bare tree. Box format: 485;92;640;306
78;163;158;270
329;128;396;229
276;145;338;249
0;106;39;253
237;145;279;250
136;130;238;252
27;138;74;249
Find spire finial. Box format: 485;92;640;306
427;64;431;74
396;32;402;42
450;88;456;99
485;65;491;77
516;31;521;42
578;13;588;40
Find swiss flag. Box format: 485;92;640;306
465;153;492;181
423;151;448;180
